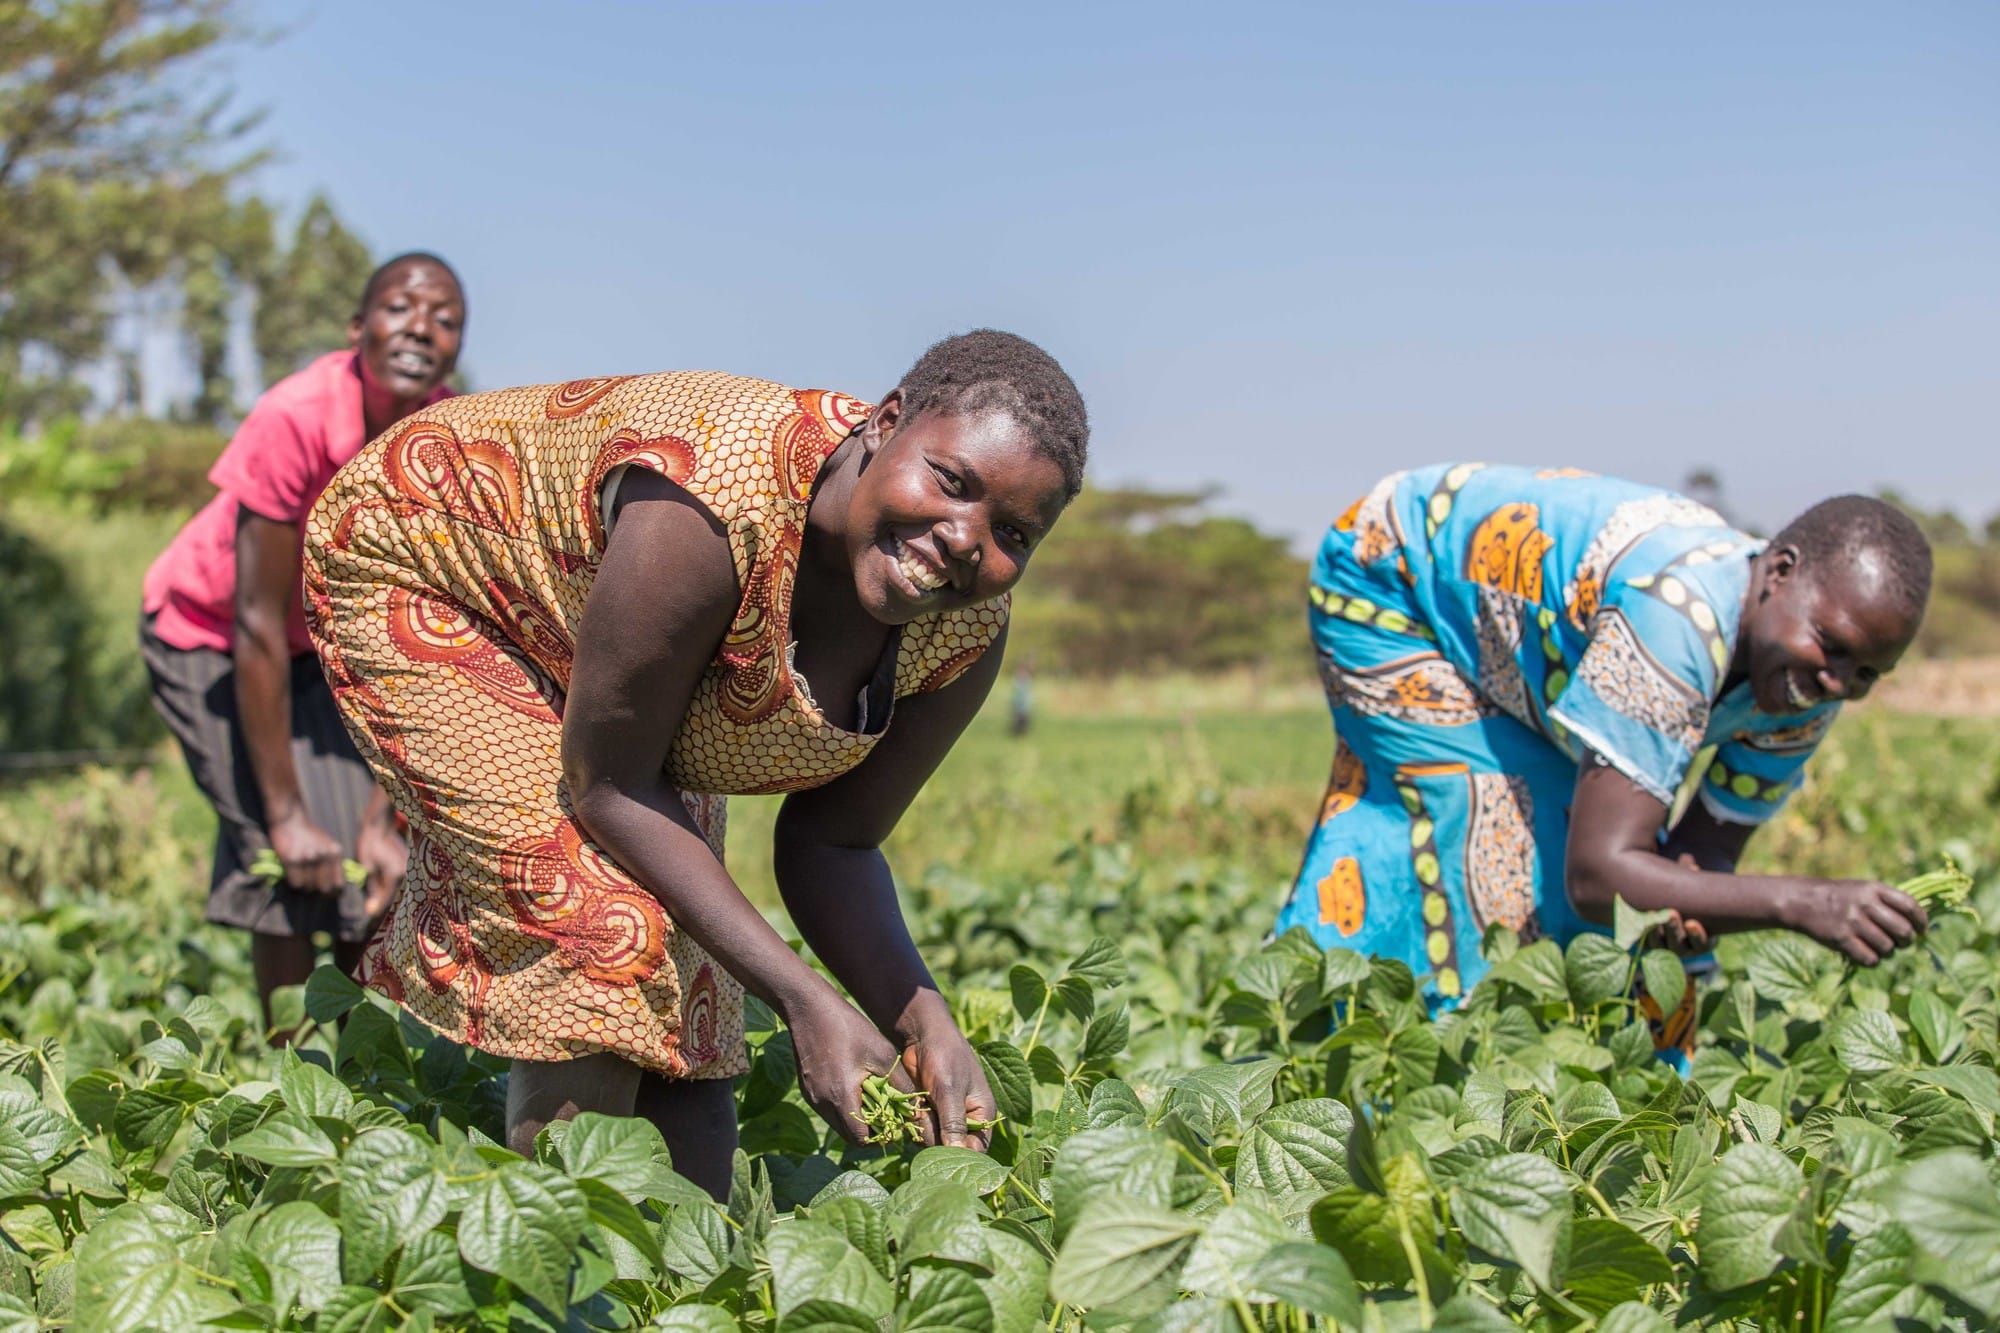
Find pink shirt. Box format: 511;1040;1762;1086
142;351;454;656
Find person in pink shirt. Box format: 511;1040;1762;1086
140;253;466;1035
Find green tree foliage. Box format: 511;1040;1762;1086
0;0;261;421
1011;487;1309;677
251;192;372;383
1876;489;2000;657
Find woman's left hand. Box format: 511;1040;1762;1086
897;1009;999;1151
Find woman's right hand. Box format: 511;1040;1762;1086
266;811;346;893
788;992;909;1144
1782;879;1928;965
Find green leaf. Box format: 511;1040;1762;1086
1449;1151;1574;1290
1698;1143;1811;1291
1241;1241;1360;1325
1565;934;1632;1008
1234;1098;1353;1196
304;966;369;1022
1888;1151;2000;1317
0;1090;80;1165
0;1294;35;1333
1906;990;1966;1063
1564;1218;1671;1314
1831;1010;1904;1075
557;1111;680;1202
1050;1125;1175;1244
1487;938;1567;1003
1083;1078;1148;1130
895;1180;991;1272
391;1228;476;1316
339;1126;450;1281
1740;932;1828;1007
0;1125;40;1199
982;1224;1051;1333
976;1040;1033;1124
1064;937;1128;991
808;1196;891;1281
1320;948;1372;993
1908;1064;2000;1133
1595;1303;1676;1333
314;1284;398;1333
455;1162;588;1312
1431;1294;1520;1332
811;1170;891;1211
1638;949;1688;1015
1825;1222;1921;1333
1162;1058;1280;1138
650;1307;740;1331
111;1085;188;1153
1048;1193;1203;1318
254;1200;343;1311
912;1145;1010;1197
1080;1002;1131;1065
229;1108;340;1167
578;1175;667;1274
900;1264;994;1332
777;1298;879;1332
279;1050;355;1118
765;1217;894;1320
1008;965;1050;1022
74;1203;230;1331
1179;1200;1293;1299
1613;897;1676;951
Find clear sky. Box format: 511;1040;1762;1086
229;0;1997;545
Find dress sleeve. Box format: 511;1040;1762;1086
896;595;1011;696
1697;704;1839;825
208;396;319;524
1545;576;1722;807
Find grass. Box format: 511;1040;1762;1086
7;691;1998;927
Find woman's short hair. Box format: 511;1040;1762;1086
894;330;1088;501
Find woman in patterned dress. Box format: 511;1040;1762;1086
304;331;1085;1194
1275;465;1933;1031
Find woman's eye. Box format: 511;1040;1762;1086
1000;525;1029;548
930;463;963;496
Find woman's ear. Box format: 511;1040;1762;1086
347;313;364;349
1766;543;1801;587
860;389;905;458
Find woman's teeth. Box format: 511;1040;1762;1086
1785;675;1814;710
894;540;945;593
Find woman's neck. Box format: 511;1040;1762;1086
359;363;423;440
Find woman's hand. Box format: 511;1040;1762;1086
355;819;408;924
1646;904;1713;957
1781;879;1928;965
789;993;909;1145
897;1003;999;1151
267;810;346;893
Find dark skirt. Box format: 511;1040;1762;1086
140;613;377;940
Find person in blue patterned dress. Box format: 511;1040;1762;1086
1275;464;1934;1041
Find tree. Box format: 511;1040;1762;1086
1009;487;1309;677
251;192;371;382
0;0;257;420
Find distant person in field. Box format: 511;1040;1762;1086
302;332;1085;1196
140;253;466;1035
1009;663;1035;737
1275;465;1931;1050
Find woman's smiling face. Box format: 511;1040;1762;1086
1741;546;1920;715
843;394;1071;626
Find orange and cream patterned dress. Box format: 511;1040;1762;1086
302;372;1007;1077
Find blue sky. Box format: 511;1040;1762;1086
228;1;1997;544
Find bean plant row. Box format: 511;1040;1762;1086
1;827;1997;1331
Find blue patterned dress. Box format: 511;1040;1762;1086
1274;464;1838;1009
